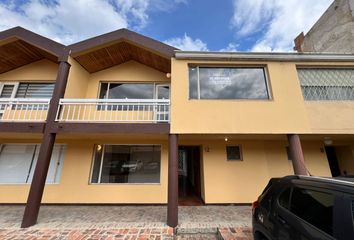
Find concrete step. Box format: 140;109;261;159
176;227;218;235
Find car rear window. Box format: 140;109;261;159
290;187;334;236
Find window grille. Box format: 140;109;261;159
297;69;354;101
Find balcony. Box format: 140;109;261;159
56;99;170;123
0;98;50;122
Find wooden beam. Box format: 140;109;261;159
51;122;170;134
0;122;45;133
21;55;71;228
167;134;178;227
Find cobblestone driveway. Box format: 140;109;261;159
0;205;252;239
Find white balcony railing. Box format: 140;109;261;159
56;99;170;123
0;98;50;122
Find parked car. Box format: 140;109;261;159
143;161;160;172
121;160;143;172
252;175;354;240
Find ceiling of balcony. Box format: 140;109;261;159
0;39;58;74
73;41;171;73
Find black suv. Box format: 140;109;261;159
252;175;354;240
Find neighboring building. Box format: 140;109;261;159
0;27;354;228
294;0;354;53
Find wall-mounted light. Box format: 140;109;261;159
166;73;171;78
324;137;333;146
224;137;228;142
97;144;102;152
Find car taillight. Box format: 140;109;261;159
252;200;259;214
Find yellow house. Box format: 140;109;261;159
0;27;354;228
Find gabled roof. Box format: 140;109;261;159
68;28;177;73
0;27;66;74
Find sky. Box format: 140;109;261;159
0;0;333;52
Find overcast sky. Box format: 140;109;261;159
0;0;333;51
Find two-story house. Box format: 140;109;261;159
0;27;354;228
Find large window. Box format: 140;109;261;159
99;83;170;100
189;67;269;99
298;68;354;100
0;144;66;184
290;187;334;236
91;145;161;184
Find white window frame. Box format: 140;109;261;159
0;143;66;184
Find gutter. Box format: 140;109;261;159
174;51;354;62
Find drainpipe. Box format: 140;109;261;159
21;50;71;228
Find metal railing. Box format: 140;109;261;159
0;98;50;122
56;99;170;123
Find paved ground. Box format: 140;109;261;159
0;205;252;239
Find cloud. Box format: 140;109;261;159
0;0;187;44
164;33;208;51
219;43;239;52
231;0;333;51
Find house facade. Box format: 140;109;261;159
0;27;354;228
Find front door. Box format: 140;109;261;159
178;146;203;206
325;146;341;177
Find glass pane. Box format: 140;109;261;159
99;83;108;99
27;144;66;183
189;67;198;99
290;187;334;236
298;69;354;100
278;188;291;209
157;86;170;99
0;85;15;98
93;145;161;184
16;83;54;98
108;84;154;99
0;144;36;183
226;145;242;160
190;67;269;99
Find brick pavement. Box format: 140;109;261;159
0;205;253;239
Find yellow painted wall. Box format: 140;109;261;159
64;57;90;98
86;60;169;98
189;139;332;203
0;59;58;81
171;60;311;134
305;102;354;134
0;137;168;204
171;59;354;134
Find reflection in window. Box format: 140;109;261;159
99;83;154;99
91;145;161;184
189;67;269;99
290;187;334;236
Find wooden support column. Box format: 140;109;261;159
21;54;71;228
167;134;178;228
287;134;309;176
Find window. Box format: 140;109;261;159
278;187;291;209
99;83;155;99
226;145;242;161
290;187;334;236
0;144;66;184
189;67;269;99
15;83;54;98
297;68;354;100
91;145;161;184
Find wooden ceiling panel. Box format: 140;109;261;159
0;39;58;74
74;41;171;73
